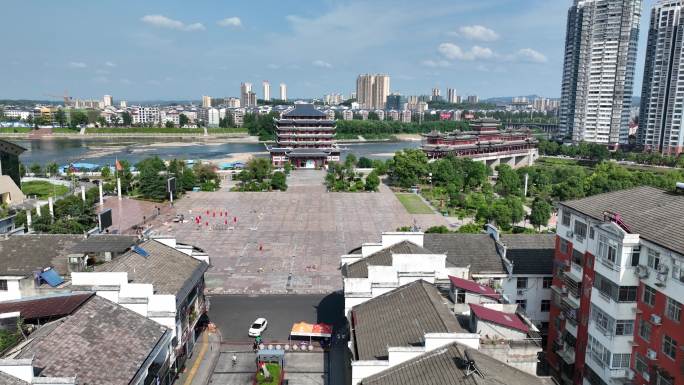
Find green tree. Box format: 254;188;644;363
165;120;175;128
100;165;112;180
53;109;67;127
96;116;107;127
357;157;374;168
495;164;521;197
425;225;450;234
179;114;189;128
69;110;89;127
29;163;42;176
364;170;380;191
136;157;168;200
271;171;288;191
457;223;484;233
529;198;552;230
122;111;133;126
389;149;429;188
345;153;358;168
111;115;121;127
45;162;59;176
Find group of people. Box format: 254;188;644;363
231;335;262;366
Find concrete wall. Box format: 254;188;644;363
0;277;21;302
479;341;541;375
472;318;528;340
501;275;552;324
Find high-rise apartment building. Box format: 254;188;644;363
446;88;457;104
103;95;113;107
546;186;684;385
202;95;212;108
240;82;255;107
356;74;390;110
466;95;479;104
559;0;642;146
385;94;406;111
262;81;271;101
639;0;684;155
431;87;441;101
279;83;287;101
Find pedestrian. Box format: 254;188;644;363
232;354;237;366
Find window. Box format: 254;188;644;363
648;249;661;270
560;238;569;254
615;320;634;336
643;285;657;307
542;277;553;289
618;286;637;302
639;319;652;341
456;291;466;304
589;227;595;240
611;353;630;369
672;259;684;284
634;353;649;375
666;297;681;322
587;335;610;368
517;277;528;289
591;305;614;333
541;300;550;312
631;246;641;267
516;299;527;310
0;280;7;291
663;335;677;359
598;235;618;264
574;221;587;239
562;210;571;227
656;372;674;385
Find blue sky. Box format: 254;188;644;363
0;0;657;101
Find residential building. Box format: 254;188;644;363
230;108;245;127
545;186;684;385
421;118;539;168
267;104;339;168
201;95;212;108
133;106;160;125
385;94;406;111
388;110;400;121
240;82;256;107
559;0;641;146
263;80;271;101
279;83;287;100
0;292;93;325
360;110;369;120
357;340;553;385
0;294;173;385
356;74;390;110
400;109;411;123
2;108;31;121
431;87;441;101
120;100;127;108
374;110;385;121
71;238;209;374
207;108;220;127
340;229;555;328
160;110;180;126
0;139;25;187
638;0;684;155
447;88;458;104
103;94;113;107
225;97;241;108
0;234;136;302
343;109;354;121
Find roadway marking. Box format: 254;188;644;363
183;332;209;385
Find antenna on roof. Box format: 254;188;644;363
463;351;484;378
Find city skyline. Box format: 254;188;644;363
0;0;659;100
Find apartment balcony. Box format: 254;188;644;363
590;291;637;322
594;257;638;286
556;343;576;366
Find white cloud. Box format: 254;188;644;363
218;17;242;27
95;69;110;75
457;25;499;42
515;48;548;63
312;60;332;68
105;61;116;67
438;43;494;61
68;61;87;69
421;59;451;68
141;15;205;31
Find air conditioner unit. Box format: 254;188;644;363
637;265;650;279
650;314;662;325
626;369;635;380
566;230;574;238
646;348;657;360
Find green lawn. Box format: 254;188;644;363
395;193;434;214
86;127;247;134
0;127;31;133
255;363;282;385
21;181;69;199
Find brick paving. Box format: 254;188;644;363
146;170;448;294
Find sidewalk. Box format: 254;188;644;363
176;329;221;385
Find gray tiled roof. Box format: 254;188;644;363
343;240;436;278
11;295;169;385
500;234;555;275
423;234;506;275
360;342;553;385
281;103;327;118
351;280;464;360
94;239;208;304
0;234;84;276
0;372;29;385
561;186;684;255
69;234;137;254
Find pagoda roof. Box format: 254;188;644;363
282;104;327;118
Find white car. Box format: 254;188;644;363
248;318;268;337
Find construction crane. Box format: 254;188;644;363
43;90;72;106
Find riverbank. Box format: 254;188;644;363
0;132;260;142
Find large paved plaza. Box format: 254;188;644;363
153;170;447;294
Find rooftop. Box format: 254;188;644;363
560;186;684;255
93;239;208;304
423;234;506;275
0;372;29;385
448;276;500;300
69;235;137;254
343;240;436;279
351;280;464;360
499;234;555;275
0;235;85;276
6;295;169;385
470;304;529;333
281;104;327;118
360;342;552;385
0;293;93;321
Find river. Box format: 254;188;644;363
12;137;421;166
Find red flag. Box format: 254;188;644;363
115;159;123;171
